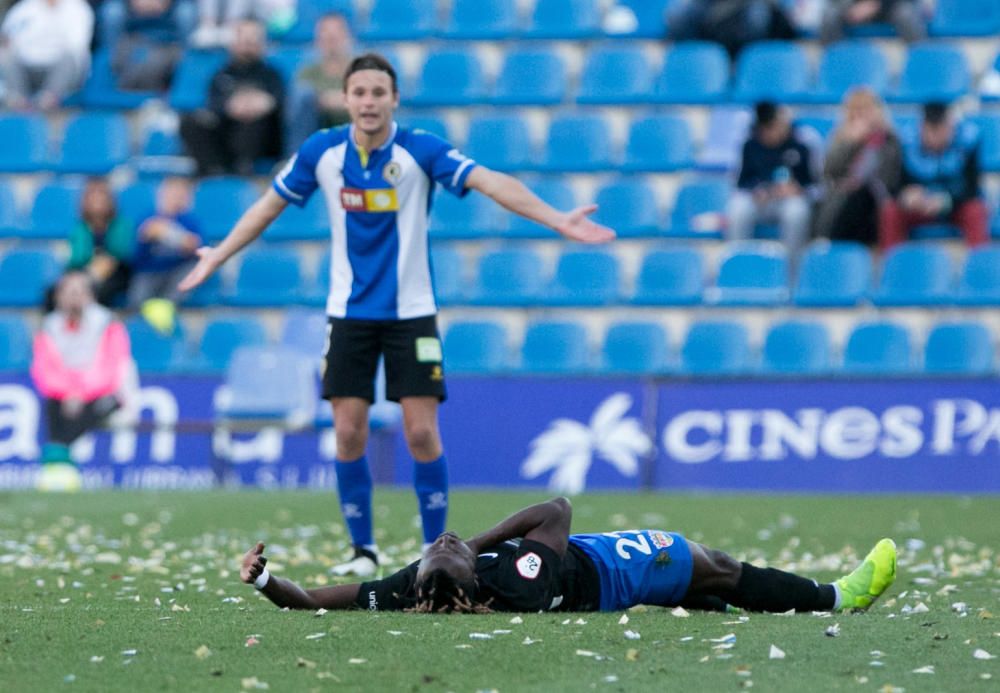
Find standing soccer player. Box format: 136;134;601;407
180;53;615;577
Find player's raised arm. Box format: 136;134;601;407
177;188;288;292
464;167;615;244
240;542;361;610
465;497;572;558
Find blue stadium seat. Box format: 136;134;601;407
193;177;259;240
667;178;728;237
126;316;185;373
622;115;693;172
544;250;621;306
732;41;810;102
55;113;130;174
264;195;328;241
843;321;913;375
493;49;566;105
180;270;223;308
267;47;308;85
463;115;534;171
930;0;1000;36
409;50;486;106
28;182;81;239
443;320;509;373
193;315;268;373
429;190;506;239
276;0;355;43
591;179;660;237
794;114;837;142
631;248;703;306
681;320;751;375
524;0;600;39
538;115;613;172
520;320;590;373
972;113;1000;172
871;244;953;306
956;244;1000;305
0;315;31;371
443;0;518;39
401;114;450;140
226;248;303;306
471;248;545;305
794;241;871;307
431;245;466;305
361;0;437;41
577;45;652;104
813;41;888;103
697;107;751;171
280;307;329;357
0;181;23;237
0;248;61;306
601;321;669;374
168;50;227;112
924;322;994;374
116;181;157;223
303;251;331;307
0;115;48;172
653;41;729;104
216;346;317;423
710;242;790;306
506;177;575;237
762;320;832;375
611;0;671;38
79;47;155;110
890;43;970;103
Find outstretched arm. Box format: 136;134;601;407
465;167;615;244
465;497;572;558
240;542;360;610
177;188;288;292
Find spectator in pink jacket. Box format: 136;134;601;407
31;271;132;490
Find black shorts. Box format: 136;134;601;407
321;315;446;403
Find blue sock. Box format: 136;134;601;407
414;455;448;544
335;456;373;548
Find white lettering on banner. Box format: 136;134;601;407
212;426;284;463
820;407;880;459
880;406;923;457
759;409;822;460
968;408;1000;454
0;385;39;461
663;410;723;463
931;399;988;454
722;410;756;461
110;387;179;463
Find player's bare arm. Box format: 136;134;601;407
465;496;572;557
177;188;288;291
464;167;615;244
240;542;361;610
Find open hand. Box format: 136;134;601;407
178;246;222;292
241;542;268;584
556;204;616;243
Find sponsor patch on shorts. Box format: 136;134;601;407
650;532;673;549
516;552;542;580
415;337;442;363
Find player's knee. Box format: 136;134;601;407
335;421;368;455
404;421;440;457
706;548;742;587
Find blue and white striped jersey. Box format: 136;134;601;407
272;122;477;320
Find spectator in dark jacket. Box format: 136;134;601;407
667;0;795;59
879;102;988;251
179;18;284;175
111;0;190;91
814;88;902;245
726;102;816;256
67;177;135;306
820;0;925;44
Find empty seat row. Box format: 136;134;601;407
0;113;129;174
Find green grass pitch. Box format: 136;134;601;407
1;489;998;692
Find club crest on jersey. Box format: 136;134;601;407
340;187;399;213
516;552;542;580
650;532;673;549
382;161;402;186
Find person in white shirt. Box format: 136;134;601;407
0;0;94;110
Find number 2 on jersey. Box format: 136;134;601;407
603;531;652;560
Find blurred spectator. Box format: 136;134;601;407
726;102;816;255
111;0;191;91
191;0;296;47
68;178;136;307
819;0;925;44
667;0;795;59
179;18;285;175
31;271;131;491
285;12;352;154
129;176;202;332
0;0;94;110
879;102;987;251
813;88;901;245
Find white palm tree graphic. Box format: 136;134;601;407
520;393;653;495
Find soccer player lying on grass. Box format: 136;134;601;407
240;497;896;614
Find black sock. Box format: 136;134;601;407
679;593;730;612
720;563;836;613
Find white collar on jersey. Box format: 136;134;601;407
348;121;399;154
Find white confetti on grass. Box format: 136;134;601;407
348;658;367;665
973;649;995;660
469;633;493;640
576;649;598;658
241;676;269;690
706;634;736;644
509;616;523;624
314;608;328;617
912;665;935;674
825;624;840;637
768;645;785;660
304;632;326;640
624;630;641;641
89;656;103;663
618;614;629;625
522;637;540;645
121;649;137;656
670;606;690;618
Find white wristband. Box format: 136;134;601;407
254;568;270;590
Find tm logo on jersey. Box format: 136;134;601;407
340;187;399;212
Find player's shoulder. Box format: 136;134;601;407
395;126;454;157
296;126;350;163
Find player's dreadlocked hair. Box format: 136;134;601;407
411;569;492;614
